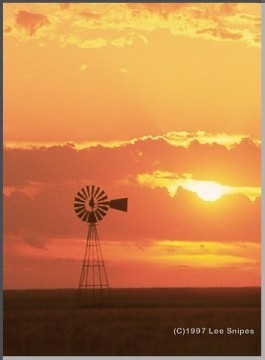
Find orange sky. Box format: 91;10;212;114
3;3;261;289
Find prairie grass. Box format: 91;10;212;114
3;288;261;356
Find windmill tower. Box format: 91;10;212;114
74;185;128;306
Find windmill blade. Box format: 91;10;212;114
98;194;108;202
74;201;86;208
86;185;91;197
77;209;88;219
94;186;100;198
95;210;104;222
109;198;128;212
75;197;85;204
74;203;86;212
96;207;108;218
97;189;105;200
77;191;87;201
97;205;109;212
97;200;109;206
81;187;88;199
82;211;90;223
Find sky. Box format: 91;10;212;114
3;3;261;289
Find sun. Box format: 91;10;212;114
196;184;224;201
186;181;226;202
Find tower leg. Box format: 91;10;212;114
76;223;111;307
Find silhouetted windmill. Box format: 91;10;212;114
74;185;128;306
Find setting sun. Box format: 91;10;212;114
186;181;226;202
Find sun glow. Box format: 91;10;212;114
138;171;261;202
185;181;226;202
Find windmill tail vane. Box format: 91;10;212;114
109;198;128;212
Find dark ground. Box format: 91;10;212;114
3;287;261;356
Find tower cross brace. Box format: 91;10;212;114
77;223;110;305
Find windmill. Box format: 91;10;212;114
74;185;128;306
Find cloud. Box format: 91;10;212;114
59;3;71;11
60;35;108;49
161;131;257;148
4;192;33;233
165;5;260;47
3;4;260;48
3;134;260;246
7;131;259;150
131;136;260;186
137;170;260;201
128;3;259;47
23;236;47;249
218;3;238;15
78;9;103;20
3;135;260;189
3;181;261;245
196;27;243;41
4;26;12;33
127;3;187;17
59;32;135;49
4;8;56;41
15;10;49;36
4;187;82;239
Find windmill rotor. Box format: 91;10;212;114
74;185;128;223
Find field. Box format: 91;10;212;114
3;287;261;356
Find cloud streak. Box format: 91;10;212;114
3;135;260;189
3;134;261;245
3;183;261;247
137;171;260;201
3;3;261;48
23;236;47;249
